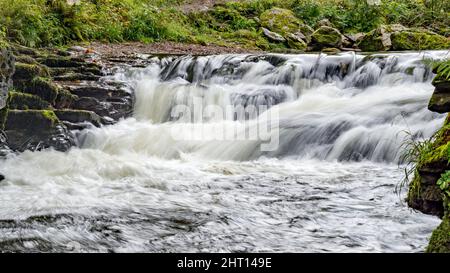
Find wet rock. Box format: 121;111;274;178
429;92;450;113
69;85;129;101
5;110;75;152
261;28;285;43
311;26;343;49
54;109;102;127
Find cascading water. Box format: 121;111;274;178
0;51;448;252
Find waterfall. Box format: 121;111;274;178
81;51;448;163
0;51;448;252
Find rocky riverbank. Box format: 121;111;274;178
407;67;450;252
0;42;134;157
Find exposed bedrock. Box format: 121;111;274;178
0;43;134;154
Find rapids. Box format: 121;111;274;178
0;51;448;252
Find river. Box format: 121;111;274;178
0;51;448;252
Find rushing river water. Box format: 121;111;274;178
0;51;449;252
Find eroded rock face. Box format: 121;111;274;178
1;44;133;153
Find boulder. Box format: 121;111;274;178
261;27;286;43
391;31;450;50
260;8;313;44
311;26;343;49
286;33;307;51
429;92;450;113
357;26;392;51
5;110;75;152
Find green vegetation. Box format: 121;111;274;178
427;215;450;253
0;0;448;49
401;115;450;196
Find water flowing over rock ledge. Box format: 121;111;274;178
0;41;449;251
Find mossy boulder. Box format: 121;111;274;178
286;33;307;51
391;31;450;50
5;109;75;152
311;26;343;49
357;27;392;51
260;8;313;44
262;27;286;43
427;215;450;253
7;91;51;110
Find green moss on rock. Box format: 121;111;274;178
12;62;49;81
427;215;450;253
391;31;450;51
311;26;343;49
23;77;60;104
260;7;313;42
357;27;391;52
8;91;51;110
